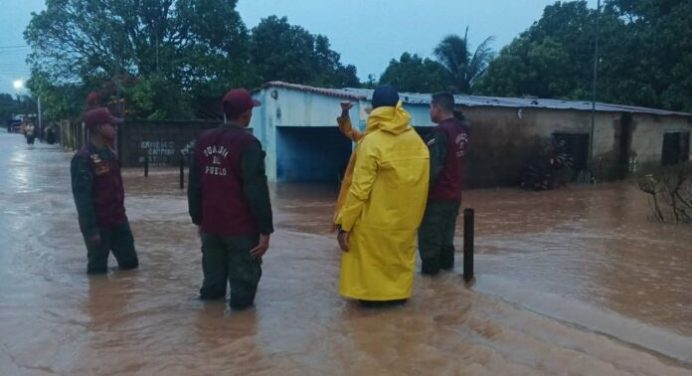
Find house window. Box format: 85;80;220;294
661;132;690;166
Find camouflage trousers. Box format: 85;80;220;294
200;234;262;310
418;201;460;275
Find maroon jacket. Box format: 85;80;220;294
192;126;260;236
71;144;127;236
428;118;470;202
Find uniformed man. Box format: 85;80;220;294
71;107;139;275
188;88;273;311
419;92;470;276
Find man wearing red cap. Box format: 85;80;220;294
188;89;273;310
71;107;139;274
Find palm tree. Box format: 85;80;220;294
433;27;495;93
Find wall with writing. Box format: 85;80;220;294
117;120;218;167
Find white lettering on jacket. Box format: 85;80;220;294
203;145;230;176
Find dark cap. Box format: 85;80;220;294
83;107;123;131
222;89;261;118
372;85;400;109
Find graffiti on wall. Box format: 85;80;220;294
139;140;178;165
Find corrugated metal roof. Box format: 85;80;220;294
256;81;366;101
256;81;692;118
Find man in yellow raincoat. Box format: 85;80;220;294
335;86;430;306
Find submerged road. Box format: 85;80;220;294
0;131;690;375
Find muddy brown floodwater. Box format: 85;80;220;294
1;132;691;375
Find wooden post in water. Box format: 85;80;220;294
463;208;475;283
179;154;185;190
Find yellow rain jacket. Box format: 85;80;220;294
335;102;430;301
331;116;364;232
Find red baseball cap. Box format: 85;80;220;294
222;89;261;117
83;107;123;130
86;91;101;108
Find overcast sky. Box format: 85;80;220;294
0;0;598;94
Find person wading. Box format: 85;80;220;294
188;88;273;311
335;86;430;307
419;92;470;276
24;121;37;146
71;107;139;274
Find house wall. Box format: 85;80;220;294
250;86;692;186
439;107;617;187
629;114;692;171
251;87;369;181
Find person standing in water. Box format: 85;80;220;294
24;120;37;146
335;86;430;307
71;108;139;274
418;92;470;276
188;88;273;311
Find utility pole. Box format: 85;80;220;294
37;96;42;139
155;37;160;72
589;0;601;183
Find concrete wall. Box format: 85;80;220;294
250;86;616;186
453;107;684;186
250;87;440;182
432;106;611;186
456;107;692;185
251;87;369;181
629;114;692;171
252;86;692;186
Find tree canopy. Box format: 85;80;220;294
475;1;599;99
24;0;250;119
21;0;692;120
24;2;359;120
248;16;359;88
476;0;692;112
379;28;494;94
379;53;450;93
434;28;494;93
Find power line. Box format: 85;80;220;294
0;45;30;50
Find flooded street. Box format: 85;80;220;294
1;131;691;375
